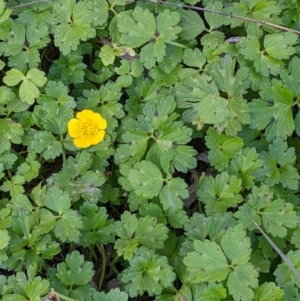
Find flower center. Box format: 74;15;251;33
81;120;98;138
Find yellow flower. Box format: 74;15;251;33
68;109;107;148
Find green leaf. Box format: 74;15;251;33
0;22;49;71
183;213;211;243
0;175;25;199
0;118;24;154
88;0;109;26
165;208;189;229
274;250;300;288
100;44;116;66
7;272;49;300
26;68;47;86
3;68;47;104
4;210;59;271
254;282;283;301
0;207;11;230
192;283;227;301
40;187;83;242
225;0;281;36
182;48;206;69
118;8;181;69
179;9;205;40
18;2;54;28
3;68;24;86
253;138;299;189
162;44;183;67
238;125;269;152
139;203;189;229
281;56;300;96
78;82;123;130
235;185;299;237
282;282;300;301
0;1;11;24
79;203;115;247
44;186;72;215
226;96;251;136
19;80;41;104
23;278;49;300
93;288;128;301
184;225;258;300
201;31;226;55
291;229;300;249
115;129;149;164
119;247;176;297
57;250;95;286
195;95;229;130
251;249;270;274
184;238;229;281
197;172;242;215
159;177;188;211
49;51;86;85
0;229;9;262
238;36;283;77
53;0;96;55
0;86;16;107
227;264;259;301
171;145;197;173
204;1;228;30
173;73;219;122
115;59;143;88
115;211;168;260
250;80;294;141
226;147;263;189
221;225;252;265
0;21;25;57
29;131;62;160
205;127;243;171
264;32;297;60
208;55;250;135
34;81;75;135
238;32;297;77
149;63;181;87
16;152;40;182
128;161;163;199
50;151;106;202
119;8;155;47
116;97;196;172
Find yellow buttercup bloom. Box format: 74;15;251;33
68;109;107;148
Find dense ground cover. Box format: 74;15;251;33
0;0;300;300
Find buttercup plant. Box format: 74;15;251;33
0;0;299;300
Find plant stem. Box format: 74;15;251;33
110;5;119;17
167;41;187;48
60;134;66;165
68;242;73;254
105;255;120;279
55;292;78;301
142;0;300;35
254;221;300;285
96;243;106;291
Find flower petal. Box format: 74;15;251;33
68;119;82;138
76;109;94;122
73;136;92;148
91;130;105;145
94;112;107;130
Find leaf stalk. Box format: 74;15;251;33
142;0;300;35
96;242;106;290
